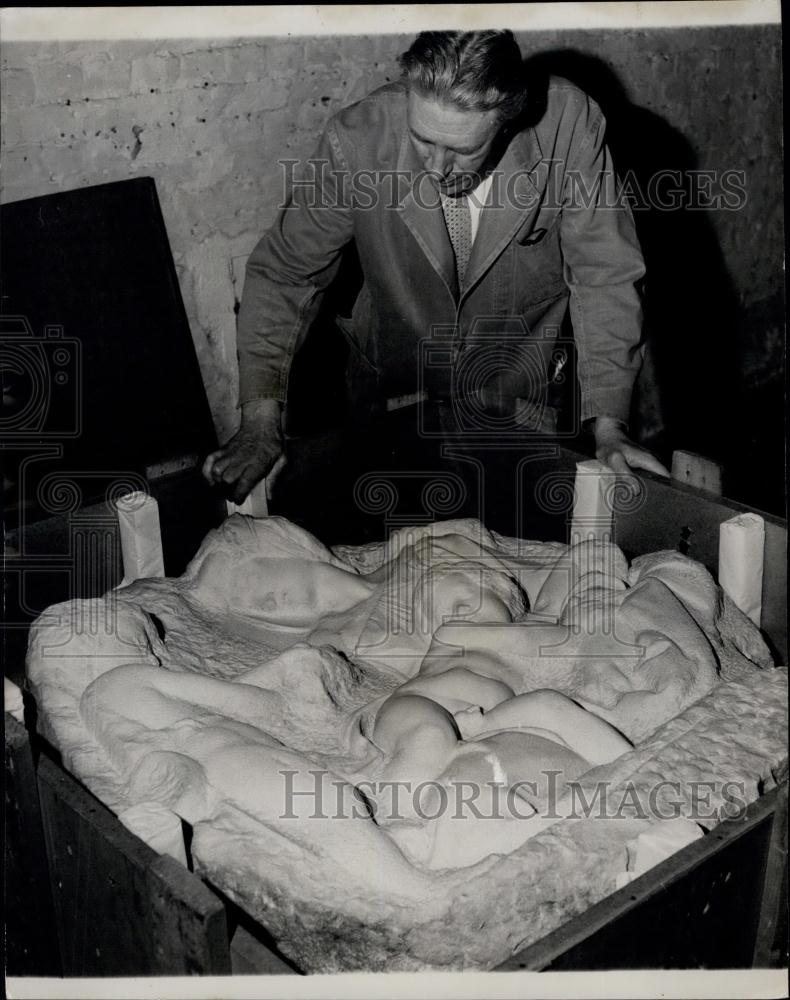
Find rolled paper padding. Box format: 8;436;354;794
225;478;269;519
616;818;704;887
117;801;188;866
629;818;704;873
116;491;165;584
718;513;765;627
571;459;613;542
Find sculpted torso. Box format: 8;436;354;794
82;516;722;870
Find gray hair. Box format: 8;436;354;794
398;30;528;120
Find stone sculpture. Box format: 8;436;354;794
26;514;783;971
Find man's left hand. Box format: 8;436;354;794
593;416;670;478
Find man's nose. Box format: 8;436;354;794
426;146;451;177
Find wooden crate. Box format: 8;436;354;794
5;458;787;975
36;754;232;976
8;716;785;975
5;714;232;977
500;775;788;970
5;713;60;976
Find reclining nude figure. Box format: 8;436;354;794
188;522;532;675
85;529;639;870
81;652;632;875
82;518;721;871
365;670;632;867
185;518;718;741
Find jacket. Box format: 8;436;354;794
236;78;646;426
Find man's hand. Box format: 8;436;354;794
593;416;669;478
202;399;284;504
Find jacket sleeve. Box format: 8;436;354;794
236;121;354;405
559;98;646;426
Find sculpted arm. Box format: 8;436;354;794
372;694;460;786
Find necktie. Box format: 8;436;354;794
441;193;472;286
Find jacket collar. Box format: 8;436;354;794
396;127;458;300
395;122;545;302
463;127;544;296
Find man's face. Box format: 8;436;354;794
406;90;503;196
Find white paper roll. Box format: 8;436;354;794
117;801;187;866
718;513;765;626
615;818;704;887
116;491;165;584
225;477;269;519
571;459;613;542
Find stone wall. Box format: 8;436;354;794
1;26;783;448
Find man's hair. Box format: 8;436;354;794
398;30;527;120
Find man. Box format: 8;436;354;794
204;29;668;506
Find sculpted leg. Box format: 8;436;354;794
460;689;632;766
395;668;515;712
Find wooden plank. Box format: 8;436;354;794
498;785;783;971
4;714;61;976
147;854;231;976
36;754;231;976
753;778;789;966
229;924;299;975
671;450;723;495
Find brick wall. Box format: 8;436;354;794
1;34;409;441
1;27;783;446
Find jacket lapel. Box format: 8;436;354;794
462;126;545;297
393;120;545;301
396;129;459;300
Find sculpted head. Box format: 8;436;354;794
413;560;528;633
399;30;527;194
194;551;375;627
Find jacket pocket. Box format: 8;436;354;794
510;214;566;307
516;227;548;247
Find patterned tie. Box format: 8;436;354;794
441;193;473;286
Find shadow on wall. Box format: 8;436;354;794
522;49;744;467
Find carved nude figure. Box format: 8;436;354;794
363;669;632;867
183;517;719;740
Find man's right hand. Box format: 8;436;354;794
202;398;284;505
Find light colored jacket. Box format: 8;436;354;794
237;78;646;426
